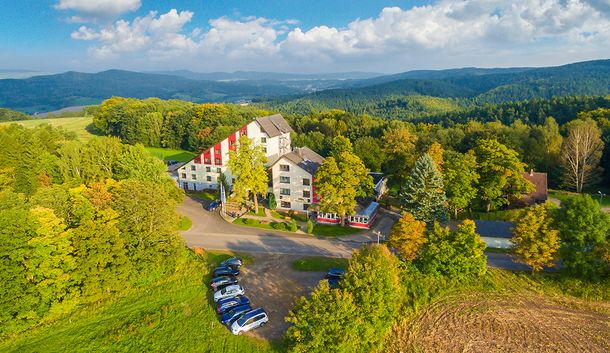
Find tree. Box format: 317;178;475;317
388;212;426;261
555;194;610;278
286;282;360;353
443;150;479;218
329;135;353;157
114;144;167;182
228;135;268;214
511;203;560;274
353;136;383;172
341;245;403;352
382;128;418;184
560;118;604;192
399;154;448;223
426;142;444;174
418;220;487;279
315;152;373;225
268;192;277;210
472;139;534;212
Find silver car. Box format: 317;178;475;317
213;284;244;302
230;308;268;335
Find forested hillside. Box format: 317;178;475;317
0;124;186;336
262;60;610;117
0;108;29;122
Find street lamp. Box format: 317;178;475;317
598;191;606;205
374;230;381;244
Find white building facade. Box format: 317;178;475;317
177;114;292;191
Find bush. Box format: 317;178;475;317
245;218;257;226
307;220;314;234
271;222;285;230
268;193;276;209
290;219;298;232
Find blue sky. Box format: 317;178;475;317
0;0;609;73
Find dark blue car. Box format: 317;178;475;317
210;276;238;290
206;200;221;211
324;268;345;289
213;266;239;277
217;295;250;314
220;304;252;325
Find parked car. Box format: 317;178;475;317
213;284;244;302
220;257;243;268
217;295;250;314
206;200;221;211
324;268;345;289
230;308;268;335
212;266;240;277
210;276;238;290
220;304;252;325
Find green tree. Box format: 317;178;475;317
511;203;560;274
418;220;487;279
315;152;373;225
382;128;418;185
399;154;448;223
443;150;479;219
286;282;360;353
228;135;268;214
555;195;610;278
388;212;427;261
472;139;534;212
426;142;444;174
114;144;167;182
342;245;403;352
353;136;383;172
329;135;353;157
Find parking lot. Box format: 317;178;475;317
237;253;324;340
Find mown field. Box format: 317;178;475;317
0;117;196;162
0;251;275;353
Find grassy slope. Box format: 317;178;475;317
0;117;96;142
549;189;610;208
291;256;349;271
0;117;197;162
0;252;274;353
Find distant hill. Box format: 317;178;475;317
0;107;30;122
0;70;301;114
151;70;381;81
263;59;610;118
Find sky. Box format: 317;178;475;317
0;0;609;74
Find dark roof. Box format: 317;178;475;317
522;171;548;201
256;114;292;138
276;147;325;175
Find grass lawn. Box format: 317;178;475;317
186;191;217;202
205;250;255;268
247;208;266;217
177;215;192;231
233;218;293;232
549;189;610;208
485;247;513;254
0;252;274;353
0;117;97;142
145;147;197;162
291;256;349;272
312;224;362;237
270;210;283;219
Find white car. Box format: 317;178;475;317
230;308;268;335
213;284;244;302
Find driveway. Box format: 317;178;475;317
178;196;527;270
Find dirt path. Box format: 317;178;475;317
239;254;323;340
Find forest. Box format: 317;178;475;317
0;124;187;336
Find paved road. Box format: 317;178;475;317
178;196;526;270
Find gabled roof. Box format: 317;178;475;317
273;147;325;175
256;114;292;138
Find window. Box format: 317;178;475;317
261;137;267;143
279;164;290;172
181;173;186;179
280;188;290;196
217;168;221;173
303;190;311;198
303;204;310;210
205;167;211;172
215;149;221;154
191;174;197;180
215;158;221;165
205;158;211;164
263;147;267;153
206;176;212;182
281;201;291;208
280;176;290;184
191;165;196;171
230;141;235;146
303;178;310;186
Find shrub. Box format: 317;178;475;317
245;218;257;226
290;219;298;232
307;220;314;234
268;193;277;209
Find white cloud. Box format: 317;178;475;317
55;0;141;20
68;1;610;72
